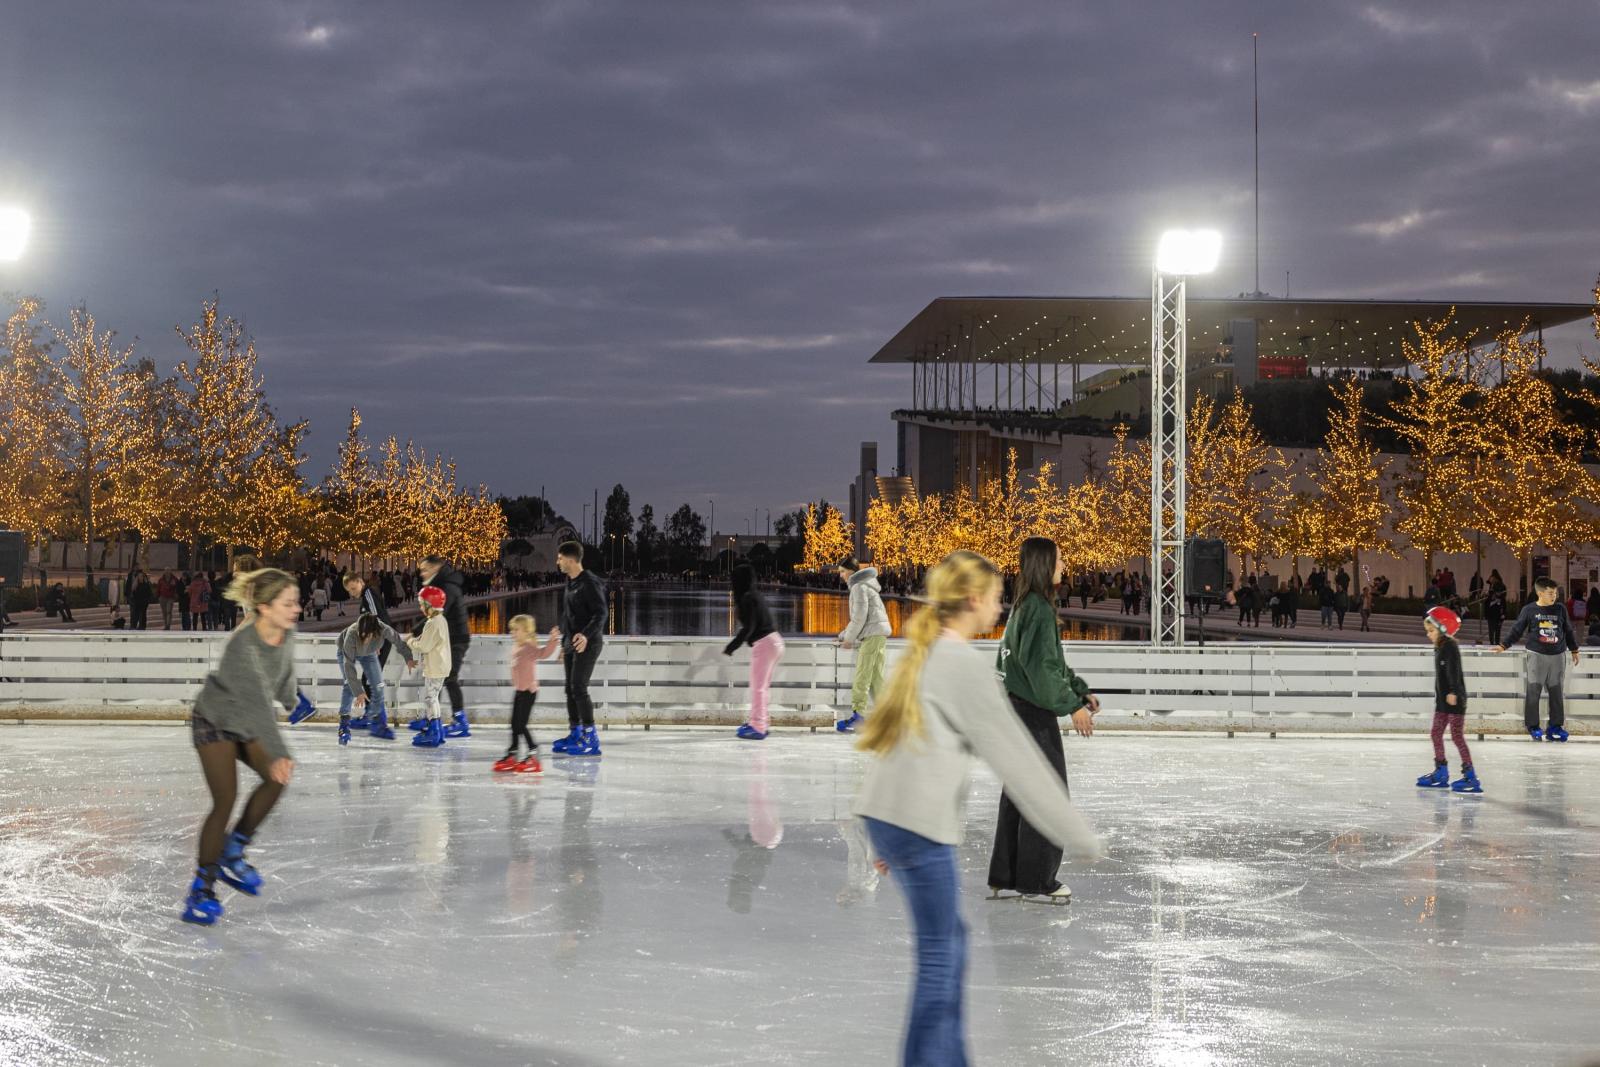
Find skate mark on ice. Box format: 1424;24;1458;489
1361;832;1445;869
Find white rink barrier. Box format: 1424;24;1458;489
0;632;1593;732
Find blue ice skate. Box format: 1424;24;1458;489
1546;727;1569;743
551;726;581;754
367;710;396;740
411;719;445;748
835;712;863;734
1416;765;1450;788
338;719;351;745
443;710;472;739
1450;767;1483;794
567;726;602;756
346;712;373;731
288;691;317;725
181;874;224;925
735;723;768;741
217;833;263;895
1529;728;1543;742
409;716;430;731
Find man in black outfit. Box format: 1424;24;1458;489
554;541;607;757
418;556;472;736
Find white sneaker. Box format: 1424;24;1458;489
1021;885;1072;905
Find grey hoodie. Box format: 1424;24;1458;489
840;567;892;644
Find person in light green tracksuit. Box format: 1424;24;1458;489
835;557;892;734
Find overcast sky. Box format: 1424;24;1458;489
3;1;1596;532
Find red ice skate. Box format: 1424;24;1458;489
515;754;542;774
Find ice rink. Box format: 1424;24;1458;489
3;723;1598;1067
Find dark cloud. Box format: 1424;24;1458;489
1;1;1595;527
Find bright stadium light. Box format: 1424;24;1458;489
1149;227;1222;647
1155;228;1222;276
0;206;31;262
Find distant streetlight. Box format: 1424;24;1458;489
0;206;31;262
1151;228;1222;648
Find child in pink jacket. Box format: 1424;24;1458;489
494;613;562;773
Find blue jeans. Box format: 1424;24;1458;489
338;652;386;717
862;817;969;1067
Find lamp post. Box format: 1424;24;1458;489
1150;228;1222;648
0;206;30;263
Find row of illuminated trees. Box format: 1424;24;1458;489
0;296;505;582
859;307;1600;588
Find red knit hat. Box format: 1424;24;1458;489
1424;605;1460;637
418;585;447;612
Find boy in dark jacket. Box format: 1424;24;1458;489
1491;576;1581;742
1417;607;1479;793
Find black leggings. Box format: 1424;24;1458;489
445;641;469;713
564;643;602;728
195;739;283;868
511;690;538;752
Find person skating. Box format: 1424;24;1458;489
406;586;453;748
553;542;606;756
180;568;301;926
494;613;561;773
1415;607;1480;793
343;573;398;730
834;556;890;734
416;556;473;737
326;613;415;743
1492;576;1581;741
852;550;1101;1067
724;563;784;741
987;536;1098;905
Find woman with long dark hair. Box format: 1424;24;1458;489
987;536;1099;905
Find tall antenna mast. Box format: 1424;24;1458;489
1253;31;1260;297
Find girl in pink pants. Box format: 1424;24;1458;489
724;564;784;740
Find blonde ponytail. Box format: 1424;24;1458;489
857;550;1000;755
225;567;297;611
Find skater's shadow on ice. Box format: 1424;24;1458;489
274;989;616;1066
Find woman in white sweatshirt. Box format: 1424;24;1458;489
852;550;1101;1067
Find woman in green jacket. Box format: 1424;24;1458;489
988;536;1100;904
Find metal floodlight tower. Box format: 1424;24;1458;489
1150;229;1221;647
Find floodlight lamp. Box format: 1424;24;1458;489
0;206;30;262
1155;229;1221;276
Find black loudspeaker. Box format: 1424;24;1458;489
1184;538;1226;597
0;530;24;588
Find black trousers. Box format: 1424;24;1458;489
563;641;602;728
1486;613;1504;646
444;641;469;713
510;690;538;751
987;694;1069;895
131;601;149;629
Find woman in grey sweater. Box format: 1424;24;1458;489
181;568;302;926
853;551;1101;1067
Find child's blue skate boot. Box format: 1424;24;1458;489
1547;727;1569;742
181;870;224;925
735;723;768;741
367;710;395;740
288;690;317;725
409;716;430;731
568;726;602;757
444;710;472;739
551;726;581;754
1416;764;1450;788
346;711;373;731
1450;766;1483;794
338;717;352;746
1529;727;1543;741
835;712;863;734
412;718;445;748
217;832;263;895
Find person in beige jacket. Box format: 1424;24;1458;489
406;586;453;748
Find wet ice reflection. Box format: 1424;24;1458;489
2;726;1598;1066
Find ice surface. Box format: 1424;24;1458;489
2;724;1598;1067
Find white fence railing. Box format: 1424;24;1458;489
0;632;1593;731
